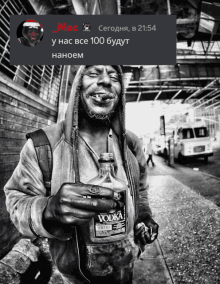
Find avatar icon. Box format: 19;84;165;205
82;22;91;31
18;19;44;47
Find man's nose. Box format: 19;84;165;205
97;72;112;87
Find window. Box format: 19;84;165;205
181;128;194;139
194;127;208;138
0;0;62;106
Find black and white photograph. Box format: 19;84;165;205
0;1;220;283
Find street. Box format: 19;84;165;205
134;145;220;284
183;142;220;178
147;142;220;207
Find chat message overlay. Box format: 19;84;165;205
10;15;176;65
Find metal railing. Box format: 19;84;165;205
0;0;62;106
177;50;220;56
177;53;220;61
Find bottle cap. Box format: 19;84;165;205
99;153;114;162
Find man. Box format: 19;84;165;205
4;65;158;284
18;19;43;47
147;138;155;167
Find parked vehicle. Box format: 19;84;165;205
174;122;213;162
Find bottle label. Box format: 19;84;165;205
94;190;126;238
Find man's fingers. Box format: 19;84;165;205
64;197;117;212
148;224;159;241
135;224;157;245
135;226;144;236
59;207;96;224
144;230;152;243
62;183;115;199
139;230;147;245
150;232;158;241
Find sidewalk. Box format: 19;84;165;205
133;161;220;283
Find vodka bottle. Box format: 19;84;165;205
87;153;128;243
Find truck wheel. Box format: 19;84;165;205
204;156;208;163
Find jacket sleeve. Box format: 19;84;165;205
4;139;55;239
127;130;152;221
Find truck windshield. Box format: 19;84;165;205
181;128;194;139
194;127;208;138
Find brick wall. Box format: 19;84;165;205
0;72;58;259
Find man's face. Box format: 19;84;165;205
81;65;121;119
27;28;39;41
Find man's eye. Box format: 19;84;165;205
110;75;119;81
89;73;98;77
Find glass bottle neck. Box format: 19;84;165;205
98;162;115;177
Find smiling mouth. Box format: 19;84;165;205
91;93;115;103
29;36;37;40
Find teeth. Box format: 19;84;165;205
92;94;101;100
92;94;113;101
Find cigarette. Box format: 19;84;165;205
151;233;157;241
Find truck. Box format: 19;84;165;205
173;121;213;163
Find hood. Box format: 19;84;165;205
64;65;128;181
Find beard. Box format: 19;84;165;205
79;94;117;127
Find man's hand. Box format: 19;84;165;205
43;182;117;237
135;217;159;245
